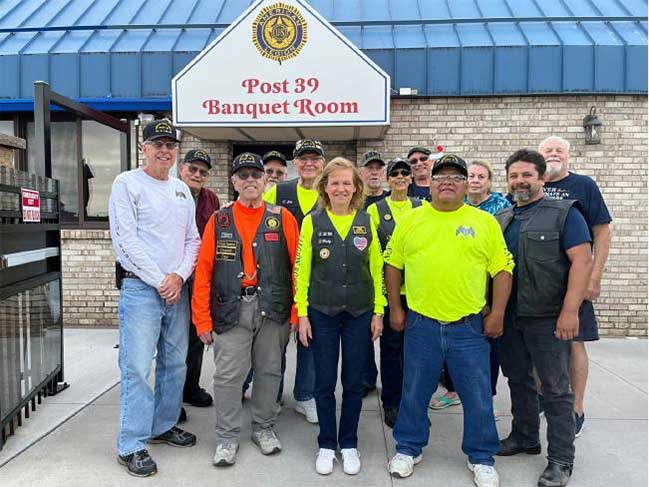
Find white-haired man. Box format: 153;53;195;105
538;135;612;438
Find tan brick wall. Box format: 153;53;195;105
63;95;647;336
61;229;118;327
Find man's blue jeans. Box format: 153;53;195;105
293;337;315;402
394;311;499;466
117;278;189;456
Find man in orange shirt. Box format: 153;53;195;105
192;152;299;467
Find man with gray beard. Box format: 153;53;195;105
495;149;593;487
538;136;612;438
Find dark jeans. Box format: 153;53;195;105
294;339;315;402
500;315;575;466
183;282;205;399
380;295;408;410
440;337;500;396
309;307;372;450
394;311;499;466
363;341;378;388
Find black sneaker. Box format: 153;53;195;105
184;388;213;407
538;461;572;487
384;407;399;429
150;426;197;447
117;449;157;477
362;384;377;398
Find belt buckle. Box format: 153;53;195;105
242;286;257;296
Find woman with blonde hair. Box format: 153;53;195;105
294;157;385;476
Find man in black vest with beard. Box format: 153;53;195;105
495;149;593;487
192;153;300;466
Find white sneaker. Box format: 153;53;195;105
388;452;422;478
295;398;319;424
468;462;500;487
213;443;238;466
341;448;361;475
251;429;282;455
315;448;336;475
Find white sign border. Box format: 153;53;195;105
172;0;390;127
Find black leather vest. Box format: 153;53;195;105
375;197;422;250
496;198;577;318
275;178;317;229
210;205;292;334
308;209;374;317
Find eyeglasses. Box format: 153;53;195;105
431;174;467;184
408;156;429;165
235;169;264;180
186;165;209;177
389;169;411;178
265;168;286;176
147;141;178;150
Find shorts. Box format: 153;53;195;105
574;300;599;342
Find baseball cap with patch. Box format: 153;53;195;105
183;149;211;169
143;119;179;142
360;151;385;167
431;154;468;177
407;146;432;159
262;150;287;166
232;152;264;173
293;139;324;158
386;158;411;175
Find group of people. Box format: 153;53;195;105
109;119;611;487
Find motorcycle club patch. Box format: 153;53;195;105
353;236;368;251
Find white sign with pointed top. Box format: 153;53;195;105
172;0;390;128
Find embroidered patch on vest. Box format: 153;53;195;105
265;232;279;242
353;236;368;251
265;216;280;229
216;240;237;260
319;248;331;259
217;212;231;228
352;225;367;235
383;213;392;221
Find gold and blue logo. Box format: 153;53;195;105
252;2;307;63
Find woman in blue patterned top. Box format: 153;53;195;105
432;160;511;417
466;160;512;214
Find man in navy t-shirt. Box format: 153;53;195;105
538;135;612;439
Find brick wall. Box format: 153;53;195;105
61;94;647;336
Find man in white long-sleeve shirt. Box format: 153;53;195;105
109;119;201;477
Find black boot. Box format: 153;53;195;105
497;435;541;456
538;461;572;487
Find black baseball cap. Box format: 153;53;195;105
262;150;287;166
431;154;468;177
386;158;411;175
143;119;179;143
232;152;264;173
407;146;431;159
293;139;324;158
360;151;385;167
183;149;211;169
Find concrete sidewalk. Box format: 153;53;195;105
0;330;646;487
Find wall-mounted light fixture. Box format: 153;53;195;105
583;106;602;145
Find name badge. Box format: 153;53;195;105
216;240;237;261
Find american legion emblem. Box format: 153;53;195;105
252;2;307;63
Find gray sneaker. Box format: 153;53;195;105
251;429;282;455
213;442;238;466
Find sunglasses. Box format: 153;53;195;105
408;156;429;165
389;169;411;178
265;168;286;176
186;165;209;177
147;141;178;150
235;169;264;180
431;174;467;184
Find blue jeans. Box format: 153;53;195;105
117;278;189;456
309;308;372;449
394;311;499;466
293;336;315;402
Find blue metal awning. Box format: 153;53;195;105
0;0;646;111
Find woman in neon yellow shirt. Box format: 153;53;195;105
294;157;385;476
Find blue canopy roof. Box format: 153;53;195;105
0;0;646;111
